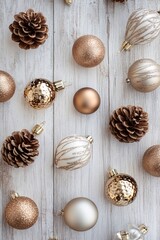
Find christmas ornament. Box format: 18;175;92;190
0;70;15;102
114;224;148;240
1;122;44;168
72;35;105;67
64;0;73;5
5;192;39;230
109;105;149;143
73;87;100;114
126;59;160;92
142;145;160;177
24;79;65;109
105;169;138;206
55;135;93;170
60;197;98;231
9;9;48;50
121;9;160;51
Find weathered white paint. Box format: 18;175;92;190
0;0;160;239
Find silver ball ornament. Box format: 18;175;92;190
127;59;160;92
62;197;98;231
122;9;160;51
54;135;93;170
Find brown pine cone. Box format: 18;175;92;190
1;129;39;168
9;9;48;50
109;106;149;143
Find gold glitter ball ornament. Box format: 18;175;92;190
72;35;105;67
5;193;39;230
105;169;138;206
24;79;65;109
0;70;15;102
142;145;160;177
61;197;98;231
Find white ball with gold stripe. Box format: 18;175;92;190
54;135;93;170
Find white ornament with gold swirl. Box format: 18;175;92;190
54;135;93;170
122;9;160;51
127;59;160;92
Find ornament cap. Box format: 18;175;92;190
53;80;65;92
11;192;19;199
65;0;72;5
108;169;118;178
138;224;148;235
86;135;93;144
121;41;132;51
32;121;45;135
117;231;129;240
126;78;130;84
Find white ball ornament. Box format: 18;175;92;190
54;135;93;170
61;197;98;231
121;9;160;51
127;59;160;92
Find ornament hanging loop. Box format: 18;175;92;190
32;121;45;135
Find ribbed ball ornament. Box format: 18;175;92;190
105;169;138;206
55;135;93;170
127;59;160;92
121;9;160;50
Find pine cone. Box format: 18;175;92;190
109;106;149;143
1;129;39;168
9;9;48;50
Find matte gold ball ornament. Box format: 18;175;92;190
121;9;160;51
0;70;15;102
105;169;138;206
5;193;39;230
24;79;65;109
72;35;105;67
142;145;160;177
127;59;160;92
55;135;93;170
73;87;100;114
59;197;98;231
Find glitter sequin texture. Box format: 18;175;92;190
5;196;39;230
105;173;138;206
24;78;56;109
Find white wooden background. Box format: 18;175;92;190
0;0;160;239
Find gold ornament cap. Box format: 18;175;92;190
138;224;148;235
86;135;93;144
31;121;45;135
53;80;65;92
108;169;118;178
117;231;129;240
64;0;73;5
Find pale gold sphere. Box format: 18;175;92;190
63;197;98;231
142;145;160;177
5;196;39;229
0;70;15;102
24;78;56;109
73;87;100;114
72;35;105;67
127;59;160;92
105;169;138;206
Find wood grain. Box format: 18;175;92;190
0;0;160;239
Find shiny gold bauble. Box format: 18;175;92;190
142;145;160;177
127;59;160;92
24;79;64;109
105;169;138;206
5;194;39;230
72;35;105;67
62;197;98;231
73;87;100;114
0;70;15;102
